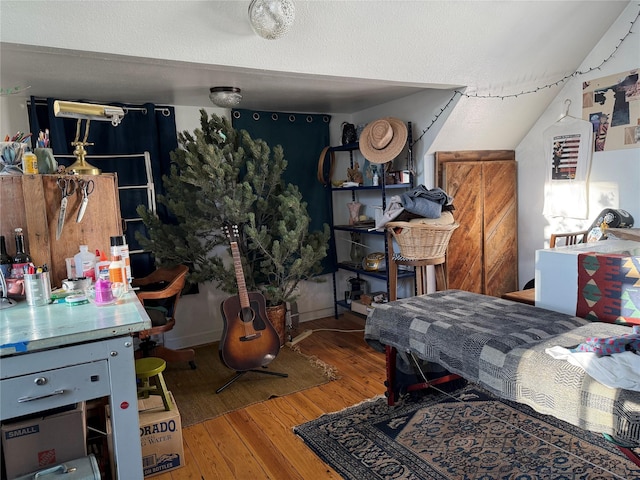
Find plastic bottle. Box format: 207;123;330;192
74;245;96;281
0;235;12;279
94;250;111;280
108;254;126;284
110;235;131;284
22;149;38;175
11;228;31;278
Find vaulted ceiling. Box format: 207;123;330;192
0;1;632;148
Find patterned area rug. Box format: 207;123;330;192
294;384;640;480
163;343;336;426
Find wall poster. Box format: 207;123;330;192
582;69;640;152
542;117;593;219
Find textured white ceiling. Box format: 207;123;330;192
0;1;633;147
1;1;628;109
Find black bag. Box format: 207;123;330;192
341;122;357;145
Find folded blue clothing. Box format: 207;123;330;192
401;186;453;219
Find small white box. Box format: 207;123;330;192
350;300;374;316
399;170;411;184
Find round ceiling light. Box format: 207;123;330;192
209;87;242;108
248;0;295;40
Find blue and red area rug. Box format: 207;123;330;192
294;384;640;479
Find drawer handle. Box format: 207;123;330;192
17;389;65;403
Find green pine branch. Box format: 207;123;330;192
137;110;329;306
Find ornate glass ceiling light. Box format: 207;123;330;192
248;0;295;40
209;87;243;108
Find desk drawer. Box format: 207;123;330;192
1;361;110;419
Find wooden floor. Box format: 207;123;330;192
154;313;387;480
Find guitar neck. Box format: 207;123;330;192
230;242;251;309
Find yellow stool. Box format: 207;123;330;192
135;357;173;411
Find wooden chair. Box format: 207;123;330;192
133;264;196;369
549;230;587;248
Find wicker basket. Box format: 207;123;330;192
386;221;459;260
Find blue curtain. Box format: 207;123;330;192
231;109;335;272
28;97;178;278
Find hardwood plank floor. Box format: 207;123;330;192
155;313;387;479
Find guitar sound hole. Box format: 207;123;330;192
240;303;267;331
240;307;255;323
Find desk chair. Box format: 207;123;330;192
133;264;196;369
549;230;587;248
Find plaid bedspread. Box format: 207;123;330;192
364;289;640;445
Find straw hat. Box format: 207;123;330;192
359;117;408;164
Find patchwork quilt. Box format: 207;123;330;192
364;289;640;445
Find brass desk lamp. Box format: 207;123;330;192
53;100;125;175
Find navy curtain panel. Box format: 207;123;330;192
28;97;178;278
231;109;336;272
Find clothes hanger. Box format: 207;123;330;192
556;99;582;122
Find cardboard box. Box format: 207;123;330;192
350;300;374;316
107;391;184;478
1;403;87;479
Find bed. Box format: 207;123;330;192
364;290;640;462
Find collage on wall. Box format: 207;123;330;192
582;68;640;152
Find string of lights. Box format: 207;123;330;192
412;5;639;147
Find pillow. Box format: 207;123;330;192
576;252;640;326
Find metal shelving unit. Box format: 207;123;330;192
327;131;414;318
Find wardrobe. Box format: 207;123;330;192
436;150;518;297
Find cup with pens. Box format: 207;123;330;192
34;130;57;173
23;265;52;307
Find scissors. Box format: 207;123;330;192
56;177;77;240
76;179;95;223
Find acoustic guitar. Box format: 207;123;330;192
219;225;280;372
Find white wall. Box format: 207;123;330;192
516;2;640;288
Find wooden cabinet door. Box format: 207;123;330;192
437;151;517;298
482;161;518;297
442;161;484;293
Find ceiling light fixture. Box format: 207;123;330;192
248;0;295;40
209;87;243;108
53;100;126;175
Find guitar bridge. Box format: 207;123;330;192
240;333;262;342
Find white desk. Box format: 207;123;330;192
0;292;151;479
535;239;640;315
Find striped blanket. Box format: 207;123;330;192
364;290;640;445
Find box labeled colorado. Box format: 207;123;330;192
107;391;184;478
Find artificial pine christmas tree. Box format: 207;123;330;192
136;110;329;306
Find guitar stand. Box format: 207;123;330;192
216;366;289;394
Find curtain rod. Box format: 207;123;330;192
28;98;172;116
